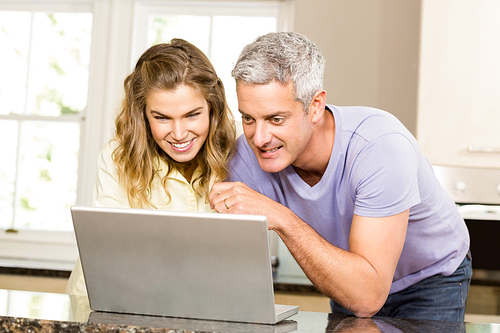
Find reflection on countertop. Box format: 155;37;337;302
1;289;500;333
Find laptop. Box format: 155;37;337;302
70;206;298;325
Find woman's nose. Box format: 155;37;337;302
171;120;187;140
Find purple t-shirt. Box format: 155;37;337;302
229;105;469;293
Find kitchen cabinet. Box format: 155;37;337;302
417;0;500;168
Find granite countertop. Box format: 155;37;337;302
1;312;487;333
1;289;500;333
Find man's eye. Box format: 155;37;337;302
272;117;283;124
242;115;253;122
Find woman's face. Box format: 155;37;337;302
145;85;210;164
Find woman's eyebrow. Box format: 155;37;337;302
149;106;204;117
184;106;204;115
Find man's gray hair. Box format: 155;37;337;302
231;32;325;111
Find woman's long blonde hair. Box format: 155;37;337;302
113;39;236;208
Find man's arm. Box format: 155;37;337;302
209;181;408;318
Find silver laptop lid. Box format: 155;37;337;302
71;206;296;324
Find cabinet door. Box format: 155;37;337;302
417;0;500;168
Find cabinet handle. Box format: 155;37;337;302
467;145;500;154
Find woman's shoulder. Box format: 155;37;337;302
96;139;120;169
105;139;119;151
99;139;119;157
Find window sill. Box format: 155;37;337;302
0;229;78;272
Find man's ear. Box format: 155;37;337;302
308;89;327;124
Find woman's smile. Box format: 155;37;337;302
169;138;195;152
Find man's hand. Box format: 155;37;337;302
209;181;289;231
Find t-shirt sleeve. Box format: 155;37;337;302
350;133;421;217
227;136;259;189
227;136;286;204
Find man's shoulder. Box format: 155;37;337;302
330;104;400;127
330;104;413;144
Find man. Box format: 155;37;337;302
209;32;471;321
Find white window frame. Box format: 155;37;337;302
131;0;295;63
0;0;129;270
0;0;294;270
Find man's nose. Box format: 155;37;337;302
252;121;271;147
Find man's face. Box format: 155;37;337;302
237;81;315;173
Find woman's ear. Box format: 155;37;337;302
308;90;327;124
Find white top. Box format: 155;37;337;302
66;141;214;296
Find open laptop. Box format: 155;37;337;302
70;206;298;325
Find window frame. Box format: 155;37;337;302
131;0;294;63
0;0;126;270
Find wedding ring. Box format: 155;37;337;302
224;198;229;210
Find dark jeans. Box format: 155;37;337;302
330;251;472;322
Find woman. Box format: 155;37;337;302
66;39;236;296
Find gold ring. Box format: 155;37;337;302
224;198;229;210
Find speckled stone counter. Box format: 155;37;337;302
1;289;500;332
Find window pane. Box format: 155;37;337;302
0;120;19;229
0;11;92;117
0;11;31;115
25;12;92;116
211;16;277;114
148;15;211;54
14;121;80;231
211;15;277;69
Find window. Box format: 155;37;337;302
0;1;102;269
0;9;92;232
0;0;293;270
132;1;294;116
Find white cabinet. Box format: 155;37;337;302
417;0;500;168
